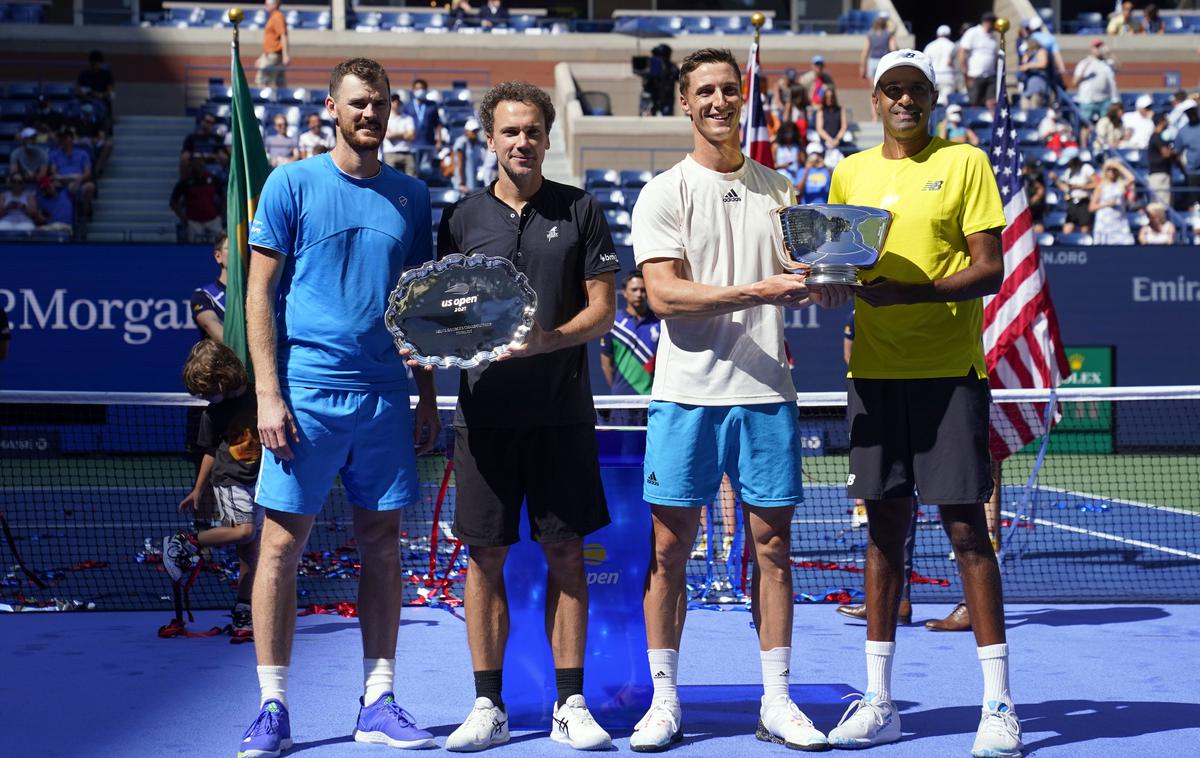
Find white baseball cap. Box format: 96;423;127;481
1027;16;1044;31
806;142;825;155
873;49;936;90
464;117;480;131
1135;94;1154;110
936;24;951;37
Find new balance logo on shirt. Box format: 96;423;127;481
922;180;944;191
722;189;741;203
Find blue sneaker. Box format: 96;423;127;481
354;692;436;749
238;699;292;758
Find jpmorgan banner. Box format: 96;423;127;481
1;243;215;391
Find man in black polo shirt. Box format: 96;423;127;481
436;81;618;752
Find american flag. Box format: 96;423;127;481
740;40;774;168
982;55;1071;461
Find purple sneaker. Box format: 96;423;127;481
354;692;436;749
238;699;292;758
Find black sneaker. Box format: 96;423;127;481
230;601;253;644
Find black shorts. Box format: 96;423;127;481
1066;199;1092;229
969;76;996;106
451;423;611;547
847;373;993;504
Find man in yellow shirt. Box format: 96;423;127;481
823;49;1022;758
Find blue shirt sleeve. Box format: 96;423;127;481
249;167;297;254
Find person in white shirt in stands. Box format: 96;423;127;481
958;12;998;107
1072;39;1119;125
264;114;299;167
1120;94;1156;149
923;25;958;105
297;112;335;159
629;46;851;753
383;94;416;176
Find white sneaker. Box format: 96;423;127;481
971;701;1023;758
550;694;612;750
827;693;901;749
630;699;683;753
756;694;829;751
445;697;509;752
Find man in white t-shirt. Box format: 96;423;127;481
1072;40;1119;124
628;46;851;753
958;13;998;107
1120;94;1156;149
924;25;958;105
297;112;334;158
383;94;416;176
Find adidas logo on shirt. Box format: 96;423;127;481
647;472;659;485
722;189;741;203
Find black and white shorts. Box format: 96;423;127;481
847;373;994;505
214;484;264;528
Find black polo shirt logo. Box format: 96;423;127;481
547;225;559;241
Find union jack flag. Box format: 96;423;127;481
740;40;773;168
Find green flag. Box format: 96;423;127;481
224;31;271;377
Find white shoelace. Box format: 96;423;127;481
836;693;888;729
767;696;816;729
979;708;1021;742
636;702;680;732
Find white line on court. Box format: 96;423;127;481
1001;509;1200;560
1031;484;1200;518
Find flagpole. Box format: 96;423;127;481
993;16;1010;106
751;11;764;44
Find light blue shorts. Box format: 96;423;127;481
642;401;804;508
256;386;420;516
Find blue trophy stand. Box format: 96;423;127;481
499;431;651;729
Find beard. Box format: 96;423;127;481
337;118;382;151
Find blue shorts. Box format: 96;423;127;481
256;386;420;516
642;401;804;508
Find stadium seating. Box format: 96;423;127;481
1;2;46;24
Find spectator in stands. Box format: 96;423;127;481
404;79;442;174
773;68;801;125
49;130;95;221
1090;159;1136;244
1073;39;1119;125
1052;148;1097;234
860;14;897;89
192;232;228;343
383;94;416;175
452;117;485;193
264;114;299;167
1037;108;1061;141
35;175;74;236
924;25;958;105
1138;202;1176;243
1174;103;1200;211
1022;160;1047;231
1168;89;1197;133
599;270;659;396
959;12;999;107
70;101;112;177
0;172;38;232
27;94;65;134
297;112;334;158
256;0;289;89
478;0;508;29
937;104;979;146
1120;94;1156;150
9;127;48;180
815;87;848;153
76;50;115;130
1017;36;1052;109
1147;113;1175;206
799;55;834;109
1045;119;1079;154
449;0;473;30
1095;103;1128;149
772;121;802;185
171;157;225;243
180;113;229;177
797;143;832;204
1107;1;1143;35
1143;4;1165;34
1026;16;1065;94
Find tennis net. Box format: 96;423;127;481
1;387;1198;612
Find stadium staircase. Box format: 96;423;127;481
86;115;193;243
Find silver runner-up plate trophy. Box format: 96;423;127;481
773;204;893;286
384;253;538;369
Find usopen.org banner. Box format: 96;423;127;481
0;243;215;391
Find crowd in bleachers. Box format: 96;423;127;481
0;50;114;240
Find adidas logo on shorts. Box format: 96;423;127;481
722;189;741;203
647;472;659;485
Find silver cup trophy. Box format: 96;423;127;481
773;204;893;286
384;253;538;369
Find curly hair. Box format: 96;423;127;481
478;81;556;136
678;48;741;96
182;340;248;397
329;58;390;99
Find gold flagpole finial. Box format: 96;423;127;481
751;12;765;44
228;7;244;25
994;16;1010;38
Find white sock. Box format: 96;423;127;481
363;658;396;705
864;640;896;702
257;664;289;708
978;643;1012;706
647;649;679;704
760;646;791;702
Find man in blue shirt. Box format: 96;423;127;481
242;57;439;758
49;130;95;220
402;78;441;175
1173;103;1200;211
35;175;74;235
599;269;659;396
